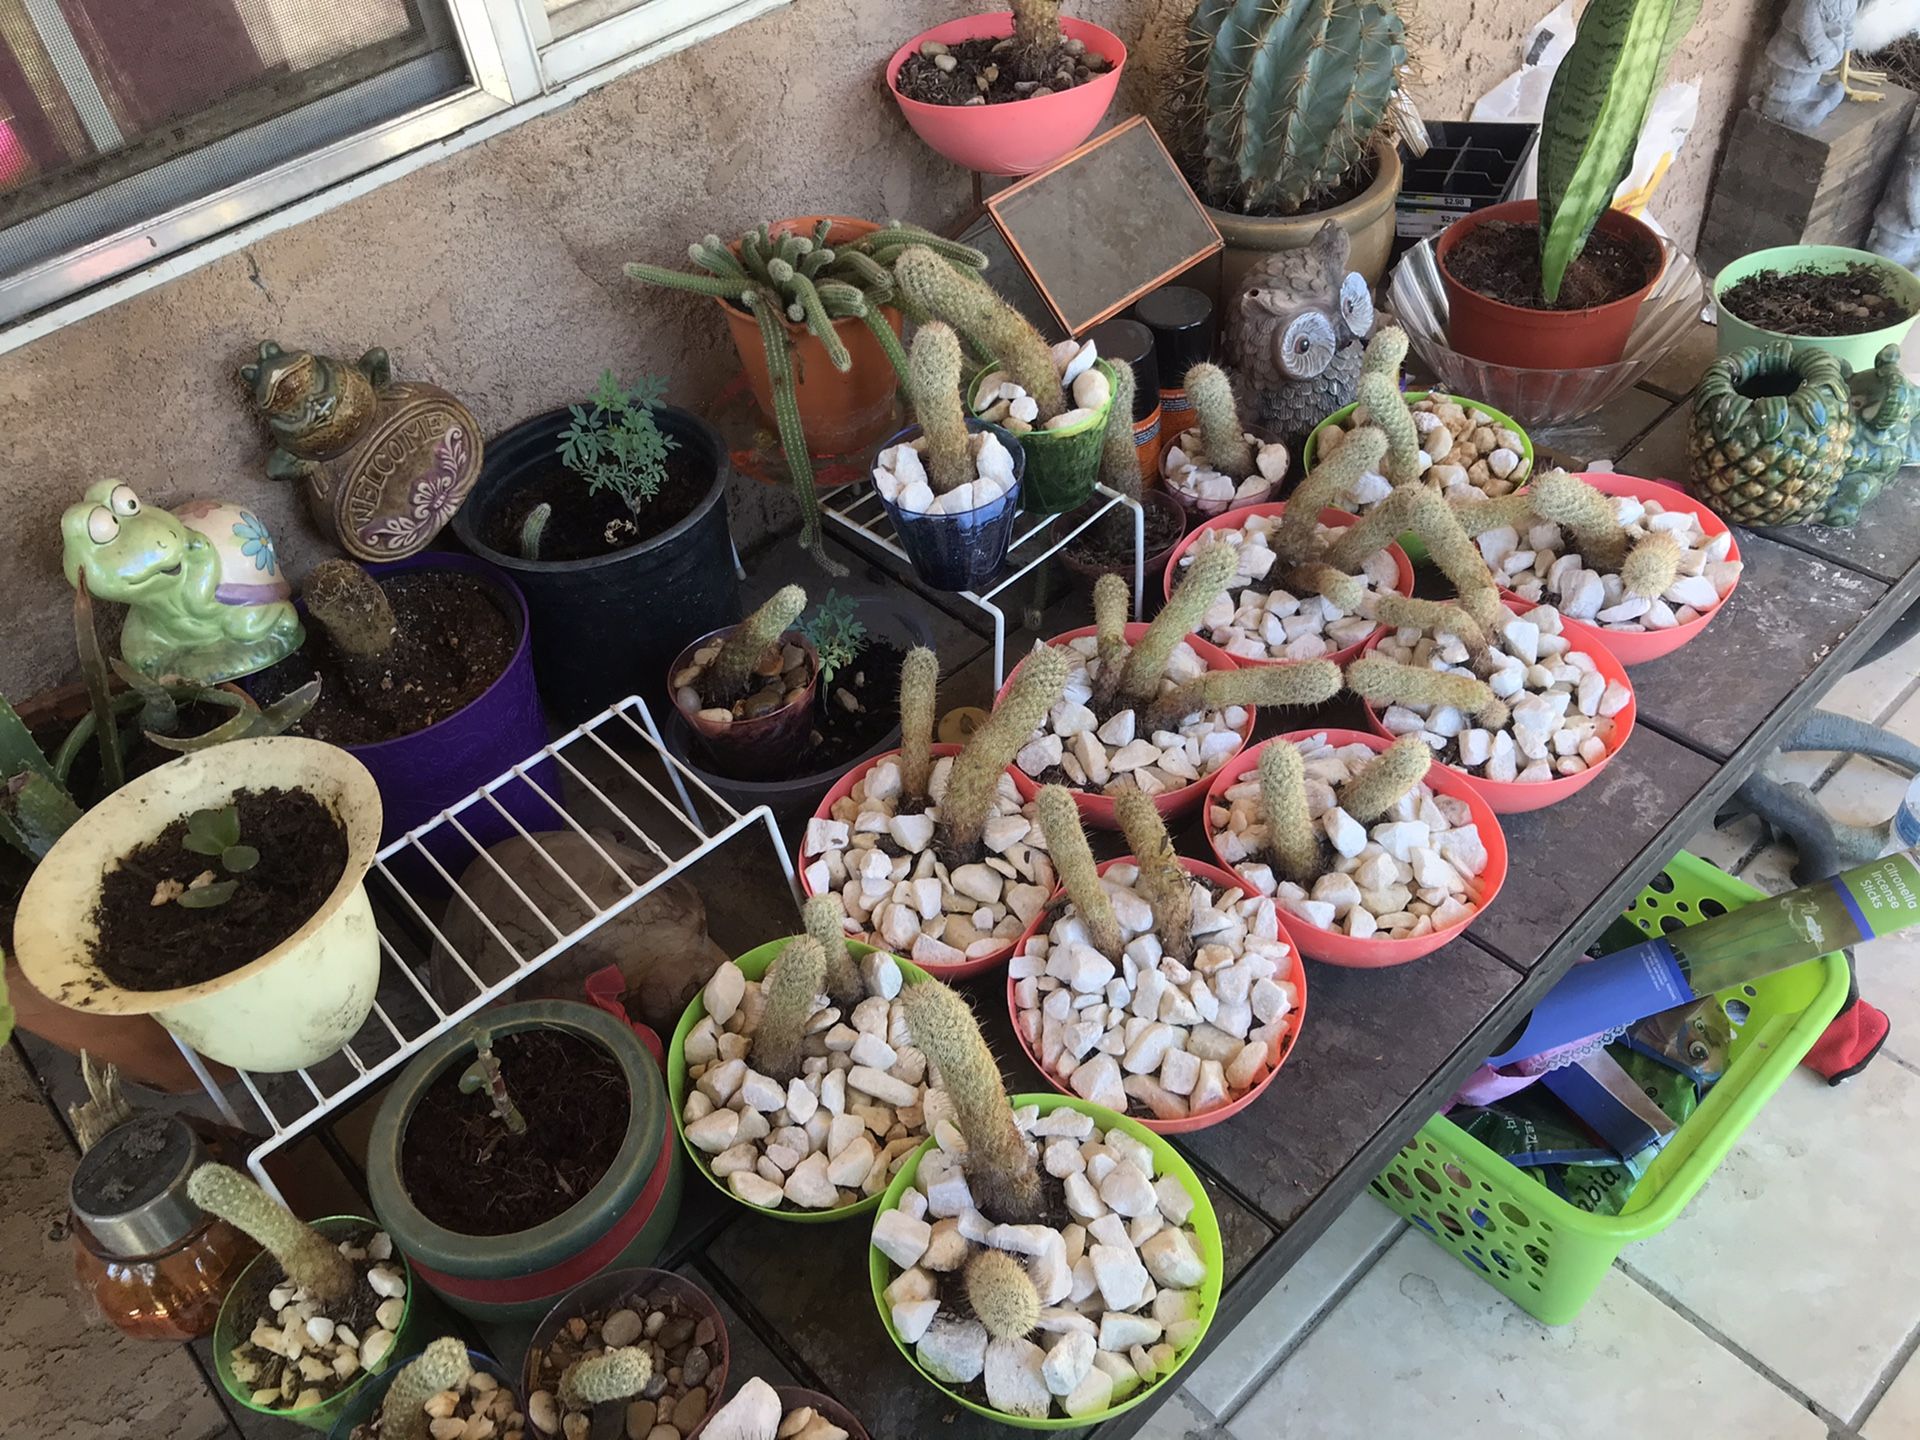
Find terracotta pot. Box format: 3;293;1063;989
718;216;903;459
1436;199;1666;369
1207;138;1403;304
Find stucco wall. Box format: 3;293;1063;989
0;0;1770;698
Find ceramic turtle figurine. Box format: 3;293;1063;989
60;481;303;683
1825;345;1920;526
241;340;482;562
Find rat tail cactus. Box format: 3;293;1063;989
1277;428;1388;562
378;1338;473;1440
899;645;940;803
895;246;1063;421
1119;539;1239;703
186;1163;354;1305
700;585;807;707
560;1347;654;1408
1036;784;1124;957
1091;572;1132;711
1100;361;1143;499
803;893;864;1004
942;643;1069;859
1527;469;1628;571
1362;325;1409;379
966;1248;1041;1340
1185;363;1254;476
1356;372;1419;486
1115;790;1194;963
1290;561;1367;613
1368;595;1489;655
752;935;827;1083
1258;740;1320;884
1143;657;1341;734
1341;734;1433;822
909;322;975;495
1622;532;1681;599
1450;492;1539;538
902;979;1046;1222
1348;654;1510;730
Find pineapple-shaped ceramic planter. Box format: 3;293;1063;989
240;341;482;562
1687;342;1850;527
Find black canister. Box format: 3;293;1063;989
1085;316;1163;484
1131;287;1215;436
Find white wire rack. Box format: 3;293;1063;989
823;481;1146;688
175;696;799;1202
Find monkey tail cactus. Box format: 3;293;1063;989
902;980;1046;1222
1100;361;1142;499
1341;734;1433;823
1035;784;1125;958
894;246;1063;421
909;322;975;495
1450;492;1539;538
560;1347;654;1408
1142;657;1340;734
377;1338;472;1440
1091;572;1132;711
186;1163;354;1305
1622;532;1681;599
1348;655;1510;730
1356;372;1419;486
1527;469;1629;571
700;585;807;707
1368;595;1490;657
803;893;864;1004
1289;562;1367;613
1361;325;1409;379
942;643;1069;859
1119;539;1239;703
1278;428;1388;562
1258;741;1320;885
752;935;827;1083
966;1249;1041;1340
1184;363;1254;477
899;645;940;804
1189;0;1409;213
1115;790;1194;963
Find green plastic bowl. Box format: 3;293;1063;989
667;938;932;1223
1712;244;1920;369
1303;390;1536;565
970;360;1116;515
866;1093;1224;1429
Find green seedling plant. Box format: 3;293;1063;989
528;371;680;559
800;590;868;685
168;805;259;910
458;1028;528;1137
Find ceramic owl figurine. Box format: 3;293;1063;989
60;481;303;683
241;340;482;563
1225;220;1377;451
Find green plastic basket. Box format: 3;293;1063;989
1371;851;1849;1325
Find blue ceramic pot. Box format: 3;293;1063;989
876;419;1026;591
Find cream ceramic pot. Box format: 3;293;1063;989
12;737;382;1072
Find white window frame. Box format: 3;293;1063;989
0;0;788;352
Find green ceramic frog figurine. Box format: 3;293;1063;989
59;482;304;683
1824;345;1920;527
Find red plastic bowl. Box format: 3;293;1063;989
1006;856;1307;1134
804;742;1016;980
885;15;1128;177
1357;597;1636;815
1160;503;1414;668
1201;729;1510;968
1497;472;1741;666
996;623;1253;831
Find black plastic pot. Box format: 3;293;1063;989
452;406;740;723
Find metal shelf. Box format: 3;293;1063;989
177;696;798;1201
822;480;1146;688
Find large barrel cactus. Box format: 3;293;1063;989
1183;0;1408;214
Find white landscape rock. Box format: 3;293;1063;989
1318;390;1532;509
1497;494;1741;632
873;428;1021;517
971;341;1105;439
700;1376;784;1440
1160;427;1288;516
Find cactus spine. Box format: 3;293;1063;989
1622;532;1681;599
185;1164;354;1305
1100;361;1142;499
1357;372;1419;486
1091;573;1131;712
1036;784;1124;957
942;643;1068;860
1279;428;1388;561
1258;741;1320;885
1527;468;1628;571
908;322;974;494
898;644;940;805
752;935;826;1083
1449;492;1539;538
902;980;1045;1222
1341;735;1433;823
803;893;864;1004
1142;657;1340;734
700;585;806;706
1184;363;1254;476
559;1347;654;1408
1119;539;1238;703
1116;790;1194;963
1347;655;1510;730
377;1338;472;1440
895;246;1063;420
966;1248;1041;1340
1361;325;1409;379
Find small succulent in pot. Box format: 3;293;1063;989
670;586;820;773
344;1337;525;1440
517;370;679;561
1158;364;1289;518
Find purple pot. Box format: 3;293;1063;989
668;626;819;782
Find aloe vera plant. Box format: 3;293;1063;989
1536;0;1698;302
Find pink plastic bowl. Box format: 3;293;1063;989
1201;729;1510;969
1497;472;1741;665
1007;856;1308;1134
1161;504;1415;669
885;14;1128;176
996;623;1253;831
804;742;1013;979
1357;597;1637;815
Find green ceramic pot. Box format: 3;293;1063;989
1712;245;1920;369
971;361;1117;515
366;1000;682;1327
